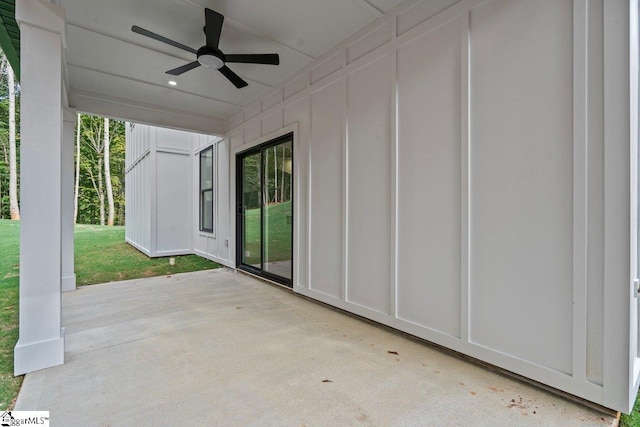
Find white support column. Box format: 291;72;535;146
602;0;632;413
62;108;76;292
14;0;67;375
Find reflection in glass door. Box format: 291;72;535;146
241;151;262;269
237;133;293;286
263;140;293;280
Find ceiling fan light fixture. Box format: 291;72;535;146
198;53;224;69
132;8;279;88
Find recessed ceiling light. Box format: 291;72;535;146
168;80;177;86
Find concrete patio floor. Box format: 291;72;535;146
15;269;616;426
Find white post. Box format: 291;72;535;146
62;108;76;292
14;0;67;375
602;0;633;413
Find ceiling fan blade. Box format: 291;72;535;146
205;8;224;50
218;65;248;88
132;25;197;55
224;54;280;65
166;61;201;76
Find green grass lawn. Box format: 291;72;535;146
0;219;220;410
74;224;219;285
0;220;21;411
623;397;640;426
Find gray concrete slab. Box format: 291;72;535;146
15;269;616;426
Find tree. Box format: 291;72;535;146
108;120;126;225
0;54;6;218
74;113;81;223
104;117;115;226
7;61;18;219
0;52;20;220
81;115;105;225
75;115;125;226
273;145;278;203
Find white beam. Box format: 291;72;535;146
70;88;227;136
352;0;384;18
66;22;195;64
67;62;245;108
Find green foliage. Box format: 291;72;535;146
110;120;126;225
0;55;19;220
0;162;9;218
240;146;293;209
240;144;293;267
0;48;126;224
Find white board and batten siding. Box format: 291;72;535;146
125;124;199;257
125;122;233;266
125;123;151;253
225;0;640;413
192;136;233;268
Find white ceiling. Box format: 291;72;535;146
59;0;404;131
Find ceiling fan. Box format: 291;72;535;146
131;8;279;88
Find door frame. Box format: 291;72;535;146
235;132;294;287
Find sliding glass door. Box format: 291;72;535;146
237;133;293;286
240;151;262;269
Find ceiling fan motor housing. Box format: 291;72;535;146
197;47;225;69
132;8;278;88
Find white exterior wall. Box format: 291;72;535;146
224;0;639;412
192;135;233;268
631;0;640;405
125;123;151;254
125;123;201;257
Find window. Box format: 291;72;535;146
199;146;214;233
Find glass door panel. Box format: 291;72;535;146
237;133;293;286
263;141;293;280
241;152;262;268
